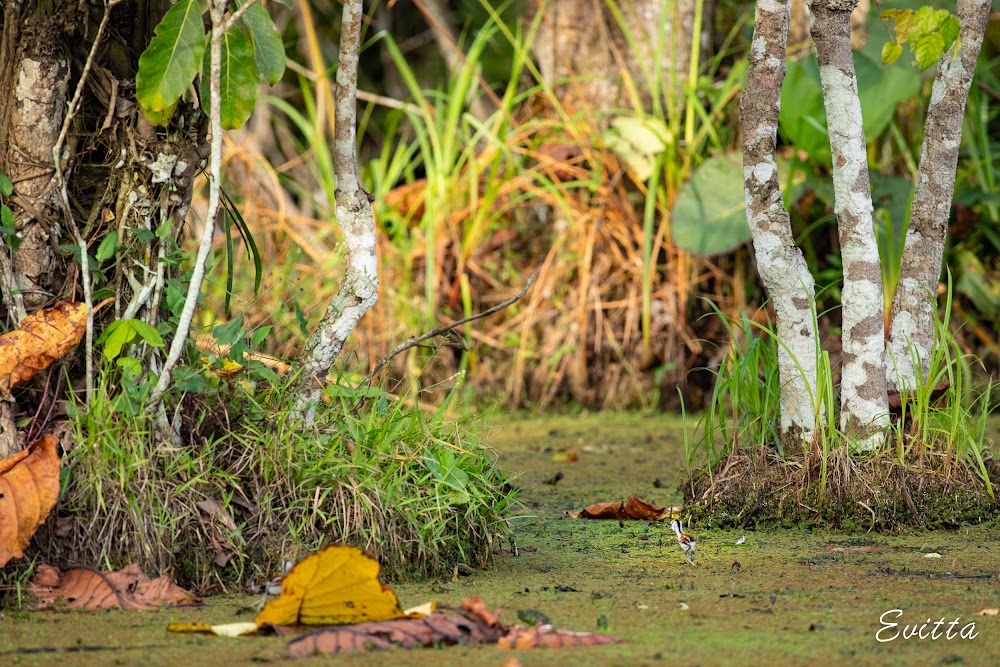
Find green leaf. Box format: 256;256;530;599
602;115;673;181
100;320;135;361
272;0;294;9
213;316;244;346
670;153;751;257
240;2;286;85
0;204;20;252
939;15;960;52
96;231;119;262
779;58;829;162
129;319;165;348
911;29;946;70
136;0;206;126
881;42;903;65
199;27;260;130
0;171;12;198
251;325;272;348
855;49;922;141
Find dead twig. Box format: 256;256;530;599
363;272;536;387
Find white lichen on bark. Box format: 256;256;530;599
808;0;887;448
887;0;991;392
742;0;821;447
291;0;379;421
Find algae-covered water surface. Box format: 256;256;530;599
2;413;999;666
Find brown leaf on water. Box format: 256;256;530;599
285;596;621;656
0;434;60;567
286;605;506;656
28;563;201;610
497;625;622;649
568;495;680;521
0;302;88;396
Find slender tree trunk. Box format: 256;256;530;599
887;0;992;392
742;0;820;448
808;0;887;449
291;0;378;421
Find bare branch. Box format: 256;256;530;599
363;272;536;385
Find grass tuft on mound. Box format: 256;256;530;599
24;373;514;594
683;299;999;530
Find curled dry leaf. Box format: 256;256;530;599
0;302;88;396
0;434;60;567
285;596;622;657
568;495;680;521
255;544;406;626
29;562;201;610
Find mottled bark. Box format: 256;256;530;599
292;0;379;420
887;0;991;392
808;0;887;448
530;0;715;117
742;0;820;448
789;0;869;50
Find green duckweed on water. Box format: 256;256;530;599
1;413;998;666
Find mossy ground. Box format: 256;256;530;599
2;413;999;665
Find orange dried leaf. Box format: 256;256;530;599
0;302;88;396
568;495;679;521
0;434;60;567
28;563;201;610
255;545;406;627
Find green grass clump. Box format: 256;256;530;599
27;370;514;593
684;289;999;529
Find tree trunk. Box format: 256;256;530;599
887;0;992;392
0;0;207;454
808;0;887;449
742;0;820;448
529;0;716;118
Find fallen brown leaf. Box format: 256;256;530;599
497;626;621;649
568;495;679;521
29;563;201;610
0;434;60;567
0;302;88;396
980;608;999;616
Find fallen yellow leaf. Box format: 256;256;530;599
167;621;259;637
255;545;406;626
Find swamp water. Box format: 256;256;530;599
1;413;998;666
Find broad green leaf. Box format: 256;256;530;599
251;325;272;348
1;205;14;230
199;27;260;130
670;153;751;257
0;171;12;198
779;58;829;162
129;319;165;348
213;316;244;346
136;0;206;126
855;49;921;140
911;29;945;69
241;2;286;85
939;15;960;52
272;0;294;8
881;42;903;65
100;321;135;360
96;231;119;262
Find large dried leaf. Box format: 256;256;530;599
568;495;680;521
0;434;60;567
0;301;87;396
29;563;202;610
255;545;406;626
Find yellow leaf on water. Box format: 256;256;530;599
254;545;406;626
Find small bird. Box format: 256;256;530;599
670;519;696;565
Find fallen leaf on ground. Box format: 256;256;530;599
286;596;621;656
497;626;621;649
29;562;201;610
568;495;679;521
0;302;89;396
551;451;577;463
979;608;998;616
168;621;260;637
924;552;943;558
0;434;60;567
827;545;889;553
255;544;407;626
